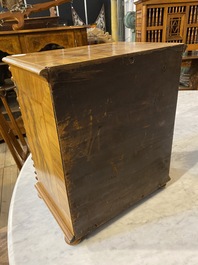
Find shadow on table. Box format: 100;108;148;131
169;149;198;186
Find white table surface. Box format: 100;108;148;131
8;91;198;265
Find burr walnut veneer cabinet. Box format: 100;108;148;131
0;26;88;55
4;42;184;244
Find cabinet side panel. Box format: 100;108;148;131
51;46;183;240
9;67;74;236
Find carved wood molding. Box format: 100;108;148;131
0;0;71;30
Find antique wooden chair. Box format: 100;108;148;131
0;84;29;170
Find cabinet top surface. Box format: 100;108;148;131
3;42;184;76
0;25;87;35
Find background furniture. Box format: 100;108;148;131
4;42;184;244
0;0;71;30
0;85;29;169
180;52;198;90
0;26;88;55
0;110;29;170
0;65;27;142
7;91;198;265
134;0;198;90
0;16;59;31
24;0;111;33
135;0;198;51
0;25;87;163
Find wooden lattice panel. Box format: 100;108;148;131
147;7;164;26
135;0;198;51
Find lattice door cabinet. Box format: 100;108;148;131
135;0;198;51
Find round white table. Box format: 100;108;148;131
8;91;198;265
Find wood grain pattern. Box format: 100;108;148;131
9;66;74;240
0;26;87;170
0;26;88;54
4;42;184;244
4;42;184;75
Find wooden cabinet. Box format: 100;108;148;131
135;0;198;51
4;42;184;244
0;26;87;141
0;26;88;55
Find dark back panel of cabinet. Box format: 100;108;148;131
50;46;181;239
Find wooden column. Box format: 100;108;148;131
111;0;118;41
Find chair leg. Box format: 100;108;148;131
1;94;27;147
0;84;29;170
0;111;25;169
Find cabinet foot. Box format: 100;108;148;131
65;236;82;245
159;183;167;189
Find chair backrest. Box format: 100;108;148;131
0;86;29;170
